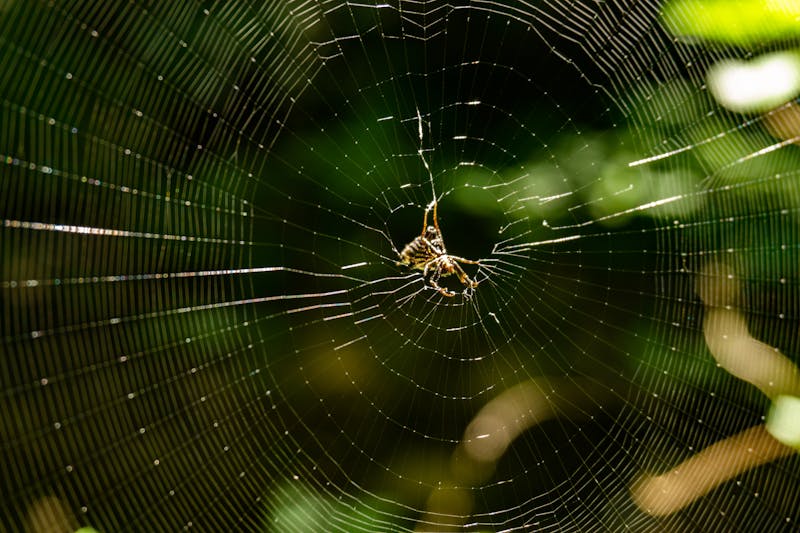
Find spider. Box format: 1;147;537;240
397;200;480;297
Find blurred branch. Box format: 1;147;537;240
632;261;799;517
416;377;614;531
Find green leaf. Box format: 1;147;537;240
662;0;800;44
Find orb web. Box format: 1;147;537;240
1;1;799;532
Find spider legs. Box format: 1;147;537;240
451;260;479;291
448;256;480;266
429;277;458;298
421;258;478;298
423;261;457;297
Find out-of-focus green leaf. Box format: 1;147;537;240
662;0;800;44
264;483;401;532
767;395;800;449
707;52;800;113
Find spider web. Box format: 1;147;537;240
1;1;799;531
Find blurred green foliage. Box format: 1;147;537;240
662;0;800;44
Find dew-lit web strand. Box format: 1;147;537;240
0;299;284;400
12;0;422;254
0;21;270;300
415;107;438;213
628;106;800;170
9;326;273;494
1;79;432;326
0;144;246;222
1;213;420;345
0;3;283;203
10;298;424;528
0;216;384;283
39;5;368;532
303;3;485;262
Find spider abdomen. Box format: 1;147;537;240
399;237;440;270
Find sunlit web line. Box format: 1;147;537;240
0;251;417;346
699;133;800;186
0;26;270;208
70;342;399;533
481;254;652;303
5;324;264;455
0;206;402;271
0;265;362;289
503;177;597;215
338;0;628;107
147;0;467;222
0;45;403;272
496;201;800;259
628;98;800;169
33;0;323;157
0;224;411;355
0;149;249;220
307;3;572;211
0;262;426;348
387;297;498;366
0;218;376;267
0;2;372;225
0;302;273;400
0;99;253;218
491;198;685;253
342;335;500;400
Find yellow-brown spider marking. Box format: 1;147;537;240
397;200;480;297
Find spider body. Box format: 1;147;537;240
397;109;480;297
397;204;479;297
